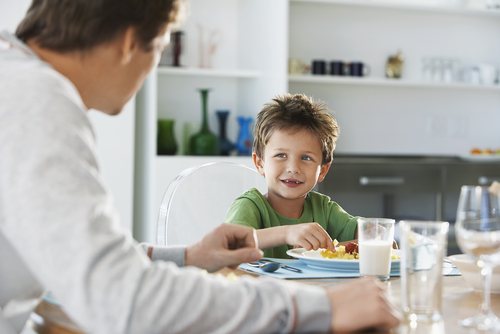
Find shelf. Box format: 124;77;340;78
157;66;261;79
291;0;500;18
289;75;500;91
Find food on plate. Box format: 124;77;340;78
320;240;401;261
321;246;359;260
483;148;494;154
321;240;359;260
344;241;359;254
470;148;482;155
470;147;500;156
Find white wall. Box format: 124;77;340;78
0;0;135;230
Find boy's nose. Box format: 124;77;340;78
286;161;301;174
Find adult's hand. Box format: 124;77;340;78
327;278;401;332
185;223;263;272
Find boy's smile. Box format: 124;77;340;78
254;128;331;218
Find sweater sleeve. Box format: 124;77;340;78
0;68;332;333
138;243;186;267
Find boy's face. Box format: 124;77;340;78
254;128;331;202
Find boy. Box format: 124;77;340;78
225;93;359;258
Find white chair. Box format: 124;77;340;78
156;162;268;246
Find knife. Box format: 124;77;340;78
260;259;302;273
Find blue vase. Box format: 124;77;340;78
216;110;235;156
236;116;253;156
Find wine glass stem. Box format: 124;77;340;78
480;264;493;315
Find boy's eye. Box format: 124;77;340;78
302;155;312;161
276;153;286;158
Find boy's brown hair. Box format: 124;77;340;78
16;0;185;52
253;93;339;166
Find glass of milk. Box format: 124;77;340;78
358;218;395;281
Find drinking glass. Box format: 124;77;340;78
400;221;449;323
358;218;395;280
455;185;500;331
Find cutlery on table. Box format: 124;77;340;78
249;260;302;273
248;261;281;273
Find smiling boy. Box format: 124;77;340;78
225;93;359;258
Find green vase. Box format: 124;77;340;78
189;89;220;155
157;119;178;155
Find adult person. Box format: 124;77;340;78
0;1;401;333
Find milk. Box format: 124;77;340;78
359;241;392;278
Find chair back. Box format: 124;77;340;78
157;162;267;246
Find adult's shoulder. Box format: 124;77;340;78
0;48;86;121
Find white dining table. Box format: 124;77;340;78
22;267;500;334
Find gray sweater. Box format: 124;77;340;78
0;30;331;334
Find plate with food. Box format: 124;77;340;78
287;241;400;272
460;155;500;162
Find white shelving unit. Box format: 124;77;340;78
288;0;500;157
289;74;500;91
157;66;261;78
291;0;500;17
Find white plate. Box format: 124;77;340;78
460;155;500;162
287;248;400;272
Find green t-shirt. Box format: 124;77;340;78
224;188;359;258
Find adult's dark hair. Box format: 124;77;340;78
16;0;184;52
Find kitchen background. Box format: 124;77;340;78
2;0;500;253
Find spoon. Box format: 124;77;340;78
248;261;281;272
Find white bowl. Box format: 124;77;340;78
448;254;500;294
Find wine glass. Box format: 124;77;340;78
455;185;500;331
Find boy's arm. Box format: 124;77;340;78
255;226;287;250
257;224;335;252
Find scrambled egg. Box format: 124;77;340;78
319;239;400;260
321;246;359;260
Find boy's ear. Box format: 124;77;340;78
317;163;331;183
253;152;265;176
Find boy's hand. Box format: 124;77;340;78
285;223;335;252
327;278;401;332
185;223;263;272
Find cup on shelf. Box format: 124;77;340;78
478;63;497;85
460;66;482;85
349;61;371;77
400;221;449;323
311;59;327;75
357;218;395;281
422;57;462;84
329;60;347;76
